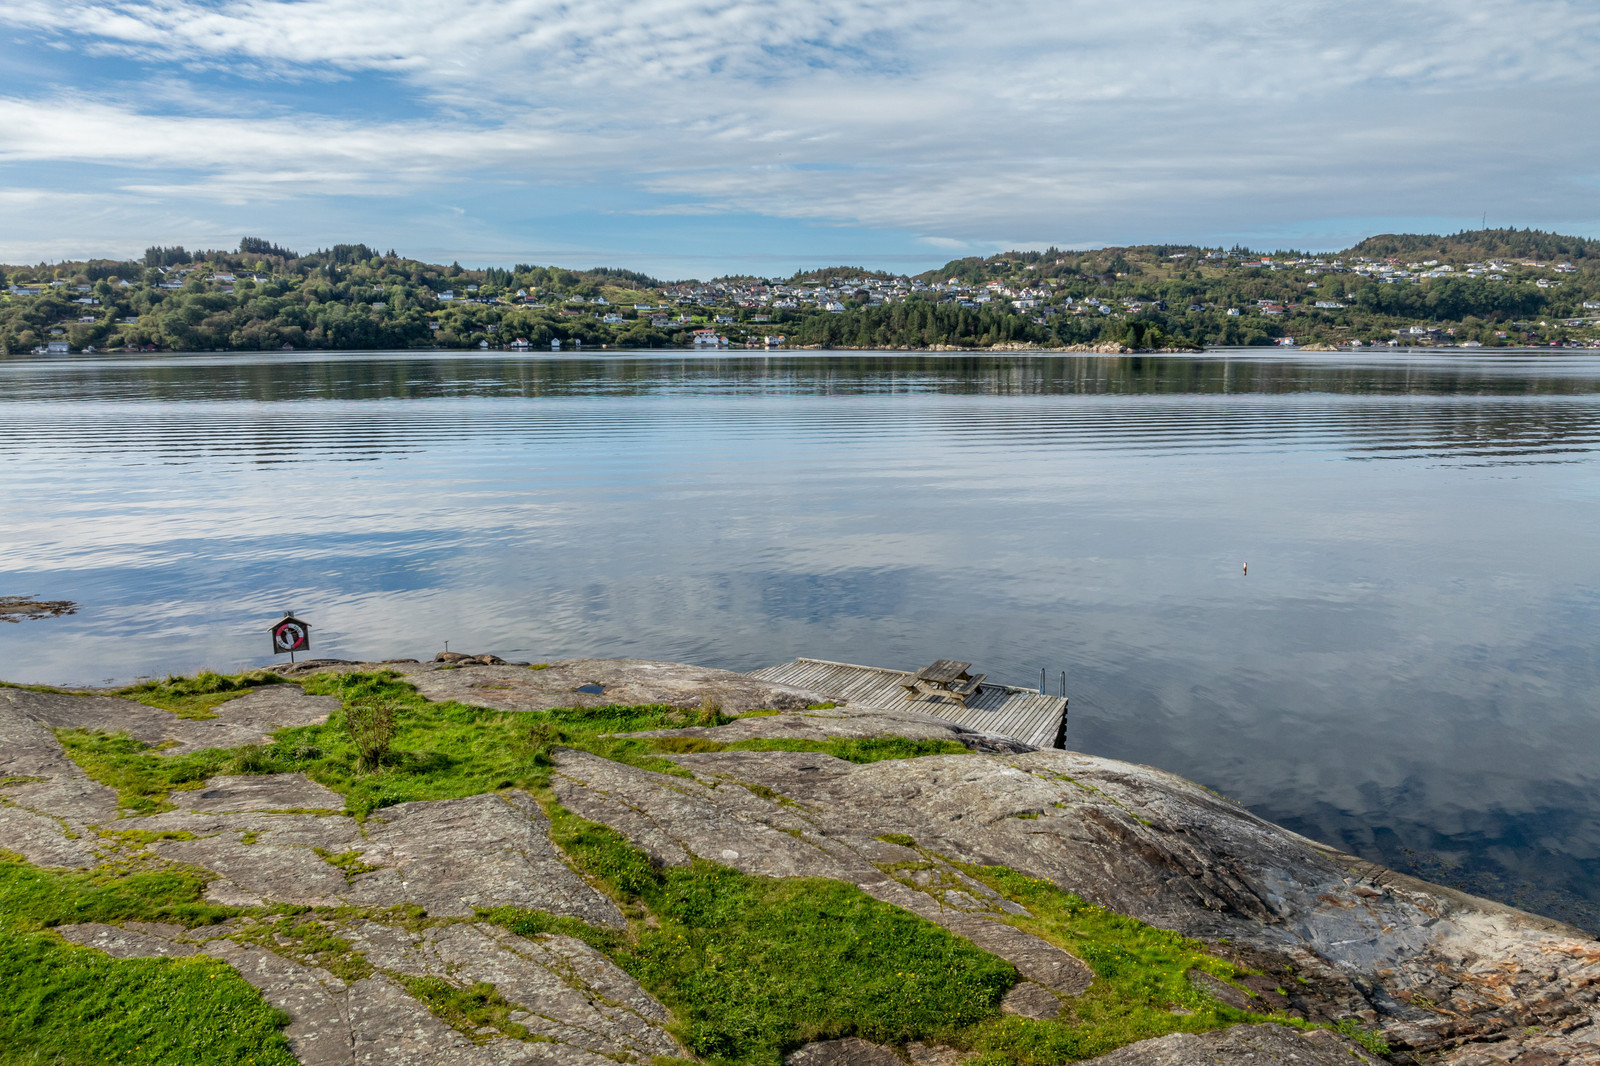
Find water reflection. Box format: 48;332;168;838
7;348;1600;403
1;349;1598;932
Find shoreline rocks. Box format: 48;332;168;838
3;656;1597;1065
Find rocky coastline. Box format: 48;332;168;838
2;655;1596;1065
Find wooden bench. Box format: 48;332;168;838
903;659;987;707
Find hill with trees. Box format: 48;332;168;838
3;230;1597;354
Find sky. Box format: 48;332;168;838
1;0;1598;278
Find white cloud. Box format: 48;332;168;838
0;0;1597;260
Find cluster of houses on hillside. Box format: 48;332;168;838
9;249;1597;353
1190;250;1580;288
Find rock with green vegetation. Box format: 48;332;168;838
0;660;1596;1066
140;789;627;922
285;656;829;716
2;677;337;753
1077;1022;1382;1065
632;700;1038;754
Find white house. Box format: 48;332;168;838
692;328;727;348
47;340;70;354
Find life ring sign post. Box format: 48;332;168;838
271;612;311;664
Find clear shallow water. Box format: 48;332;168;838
2;348;1598;930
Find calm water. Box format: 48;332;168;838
3;349;1598;930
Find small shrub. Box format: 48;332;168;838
343;697;398;772
695;696;728;726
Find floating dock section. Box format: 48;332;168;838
746;657;1068;749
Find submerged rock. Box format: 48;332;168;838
0;595;77;621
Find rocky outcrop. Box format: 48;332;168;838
3;661;1598;1065
1080;1023;1381;1065
779;1025;1382;1066
0;595;76;621
141;785;625;923
0;682;337;755
279;657;828;716
54;919;682;1065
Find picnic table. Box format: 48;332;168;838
903;659;987;707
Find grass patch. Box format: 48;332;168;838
58;672;706;818
1334;1017;1391;1056
395;976;533;1042
59;672;969;820
0;681;81;696
117;670;286;720
55;730;235;814
99;828;197;847
0;859;292;1065
532;807;1014;1066
0;860;239;932
233;914;373;984
475;906;629;960
953;864;1269;1062
313;847;382;881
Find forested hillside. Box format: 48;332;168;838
3;230;1597;354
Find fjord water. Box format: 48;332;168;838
3;349;1598;929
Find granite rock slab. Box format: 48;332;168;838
1079;1022;1378;1065
348;657;827;715
55;919;676;1066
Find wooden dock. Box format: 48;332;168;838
746;657;1068;749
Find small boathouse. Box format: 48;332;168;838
746;657;1068;749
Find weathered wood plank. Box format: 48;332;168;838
748;658;1066;749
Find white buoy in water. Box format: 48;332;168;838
1242;562;1248;575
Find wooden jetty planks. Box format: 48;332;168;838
746;657;1068;749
